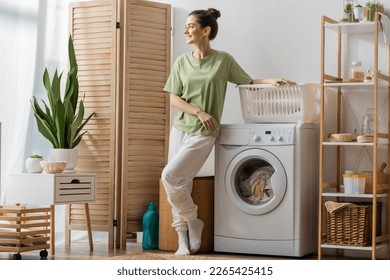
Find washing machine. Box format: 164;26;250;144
214;123;318;257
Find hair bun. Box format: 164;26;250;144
207;8;221;19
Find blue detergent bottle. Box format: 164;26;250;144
142;202;159;250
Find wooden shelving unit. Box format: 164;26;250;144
318;14;390;260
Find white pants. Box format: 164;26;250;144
161;127;215;231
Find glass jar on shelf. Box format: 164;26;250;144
349;61;364;82
361;108;374;136
364;67;373;82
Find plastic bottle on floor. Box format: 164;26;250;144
142;202;159;250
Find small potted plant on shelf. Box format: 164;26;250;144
354;3;364;21
365;1;385;21
31;35;94;170
25;154;44;173
344;0;354;22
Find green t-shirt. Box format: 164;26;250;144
164;50;252;137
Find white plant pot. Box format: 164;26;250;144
25;158;43;173
49;148;78;170
354;7;363;21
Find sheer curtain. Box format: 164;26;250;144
0;0;91;244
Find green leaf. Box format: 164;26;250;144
43;68;51;93
65;74;76;113
66;102;78;148
31;97;55;132
33;114;58;147
41;100;56;126
68;35;77;69
76;111;94;138
54;100;66;148
51;70;62;103
31;98;59;148
71;131;87;148
67;65;79;111
43;69;55;110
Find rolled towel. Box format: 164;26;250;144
324;201;353;214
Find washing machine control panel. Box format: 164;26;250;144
249;126;295;145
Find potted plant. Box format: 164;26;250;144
344;0;354;22
365;1;385;21
25;154;43;173
31;35;94;170
354;4;364;21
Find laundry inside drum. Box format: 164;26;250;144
235;158;275;205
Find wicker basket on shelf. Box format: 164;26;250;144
325;202;382;247
40;161;67;174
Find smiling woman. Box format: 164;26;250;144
160;7;294;257
161;8;250;256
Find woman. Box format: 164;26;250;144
162;8;294;255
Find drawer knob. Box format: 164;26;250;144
71;179;80;184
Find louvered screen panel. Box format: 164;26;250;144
121;0;170;247
69;0;117;248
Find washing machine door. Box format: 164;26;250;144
225;148;287;215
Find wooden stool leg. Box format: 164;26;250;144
50;204;55;255
84;203;93;251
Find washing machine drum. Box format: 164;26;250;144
225;148;287;215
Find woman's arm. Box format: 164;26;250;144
170;93;218;132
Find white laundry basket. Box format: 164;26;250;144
238;83;320;123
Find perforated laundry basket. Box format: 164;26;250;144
238;83;320;123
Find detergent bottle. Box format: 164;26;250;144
142;202;159;250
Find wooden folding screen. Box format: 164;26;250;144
68;0;118;247
120;0;171;248
69;0;170;249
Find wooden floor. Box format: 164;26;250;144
0;237;318;260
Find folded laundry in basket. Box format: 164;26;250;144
324;201;353;214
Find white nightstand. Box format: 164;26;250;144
7;172;96;255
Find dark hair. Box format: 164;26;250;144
189;8;221;40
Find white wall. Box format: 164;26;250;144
158;0;390;177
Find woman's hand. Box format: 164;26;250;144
195;109;218;132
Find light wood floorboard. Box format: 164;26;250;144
0;238;318;260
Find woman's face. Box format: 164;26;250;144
184;15;208;45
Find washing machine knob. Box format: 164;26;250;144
277;136;283;141
252;135;261;142
269;136;274;141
